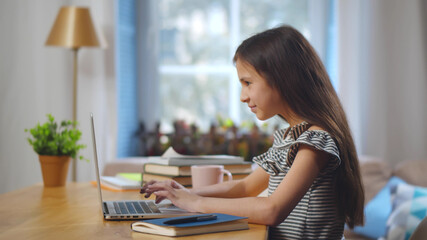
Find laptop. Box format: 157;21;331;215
90;113;197;220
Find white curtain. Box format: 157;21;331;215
136;0;161;133
337;0;427;166
0;0;116;194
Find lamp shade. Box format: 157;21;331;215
45;6;100;48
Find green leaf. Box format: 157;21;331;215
24;114;88;161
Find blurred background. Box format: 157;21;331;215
0;0;426;194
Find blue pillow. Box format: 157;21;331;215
386;183;427;240
352;176;406;239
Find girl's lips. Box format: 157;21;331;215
249;106;256;112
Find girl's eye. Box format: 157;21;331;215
244;81;251;86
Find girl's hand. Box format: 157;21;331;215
140;180;187;203
146;181;201;212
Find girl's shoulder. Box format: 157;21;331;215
273;123;330;145
291;124;342;172
297;125;335;143
307;125;325;131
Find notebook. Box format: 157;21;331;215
90;113;197;220
131;213;249;236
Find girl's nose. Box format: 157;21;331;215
240;88;248;103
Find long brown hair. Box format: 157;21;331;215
233;25;364;228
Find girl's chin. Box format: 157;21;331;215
255;114;272;121
252;109;276;121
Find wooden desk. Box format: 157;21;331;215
0;182;267;240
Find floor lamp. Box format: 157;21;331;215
45;6;101;182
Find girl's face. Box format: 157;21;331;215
236;59;287;121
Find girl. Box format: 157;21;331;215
141;25;365;239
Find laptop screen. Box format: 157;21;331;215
90;113;107;213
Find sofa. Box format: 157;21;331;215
344;157;427;240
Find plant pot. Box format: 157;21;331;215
38;155;71;187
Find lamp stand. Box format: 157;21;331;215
45;6;104;183
72;48;79;182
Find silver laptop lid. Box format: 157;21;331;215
90;113;107;215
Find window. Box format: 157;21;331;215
116;0;339;157
157;0;309;133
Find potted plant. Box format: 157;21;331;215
25;114;87;187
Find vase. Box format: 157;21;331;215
38;155;71;187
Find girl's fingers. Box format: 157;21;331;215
154;195;162;203
141;180;184;195
142;181;178;201
171;180;185;189
142;180;156;188
140;180;157;194
155;195;167;204
153;184;177;203
153;190;174;203
149;181;174;191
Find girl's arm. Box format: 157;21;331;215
149;145;329;226
189;167;270;198
141;167;269;201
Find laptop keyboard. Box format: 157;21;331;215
113;201;160;214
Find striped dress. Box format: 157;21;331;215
253;122;344;239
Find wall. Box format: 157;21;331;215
0;0;117;194
337;0;427;166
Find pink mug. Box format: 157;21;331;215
191;165;233;188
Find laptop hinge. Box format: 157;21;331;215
103;202;110;214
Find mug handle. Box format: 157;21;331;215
221;169;233;181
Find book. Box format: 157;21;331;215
131;213;249;237
147;147;246;166
142;172;250;187
116;172;142;182
99;175;141;190
143;162;253;176
90;180;139;192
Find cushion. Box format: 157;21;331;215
385;183;427;240
352;176;406;239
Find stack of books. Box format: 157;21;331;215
142;147;253;187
